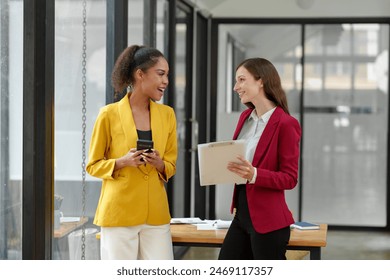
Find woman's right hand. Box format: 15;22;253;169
114;148;145;170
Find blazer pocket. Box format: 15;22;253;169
112;170;127;179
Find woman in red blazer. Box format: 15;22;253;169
218;58;301;260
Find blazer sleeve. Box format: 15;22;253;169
158;107;178;183
86;107;116;180
255;116;301;190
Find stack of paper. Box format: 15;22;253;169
197;140;247;186
60;217;81;223
214;220;232;229
170;217;205;224
196;219;232;230
290;221;320;230
170;217;232;230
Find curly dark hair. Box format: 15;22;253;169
236;58;290;115
111;45;165;97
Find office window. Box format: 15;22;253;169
128;0;143;44
156;0;167;53
302;24;389;227
53;0;106;259
0;0;23;260
226;34;246;113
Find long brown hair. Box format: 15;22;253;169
237;58;290;114
111;45;165;99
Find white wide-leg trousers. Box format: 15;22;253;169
100;224;173;260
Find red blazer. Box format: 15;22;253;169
230;106;301;234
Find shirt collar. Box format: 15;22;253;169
249;107;277;123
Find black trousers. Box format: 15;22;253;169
218;185;290;260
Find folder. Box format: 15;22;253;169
197;140;247;186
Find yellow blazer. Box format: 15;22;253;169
86;93;177;227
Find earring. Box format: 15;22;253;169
127;83;133;92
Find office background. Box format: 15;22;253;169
0;0;389;260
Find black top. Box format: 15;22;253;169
137;129;152;141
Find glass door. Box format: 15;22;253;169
302;24;389;227
53;0;106;259
170;3;193;218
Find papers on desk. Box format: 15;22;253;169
196;220;232;230
170;218;232;230
197;140;247;186
290;221;320;230
170;217;206;224
60;217;81;223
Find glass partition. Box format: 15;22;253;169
53;0;106;259
0;0;23;260
302;24;389;226
156;0;168;106
128;0;143;45
156;0;167;54
171;8;188;218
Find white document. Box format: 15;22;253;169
196;220;232;230
60;217;81;223
197;140;247;186
170;217;206;224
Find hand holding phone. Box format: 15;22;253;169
137;139;153;150
137;139;154;161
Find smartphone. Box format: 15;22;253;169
137;139;153;153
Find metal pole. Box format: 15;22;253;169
23;0;55;259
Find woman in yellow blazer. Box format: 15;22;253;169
86;45;177;260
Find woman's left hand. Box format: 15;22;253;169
142;149;165;173
227;155;255;182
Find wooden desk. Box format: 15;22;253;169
287;224;328;260
54;216;88;238
170;224;327;260
53;217;89;260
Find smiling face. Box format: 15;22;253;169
233;66;263;105
137;57;169;101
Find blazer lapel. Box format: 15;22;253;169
118;94;150;174
233;109;252;140
252;107;282;166
118;93;137;151
150;101;163;152
147;100;164;173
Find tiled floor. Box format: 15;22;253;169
180;229;390;260
321;230;390;260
